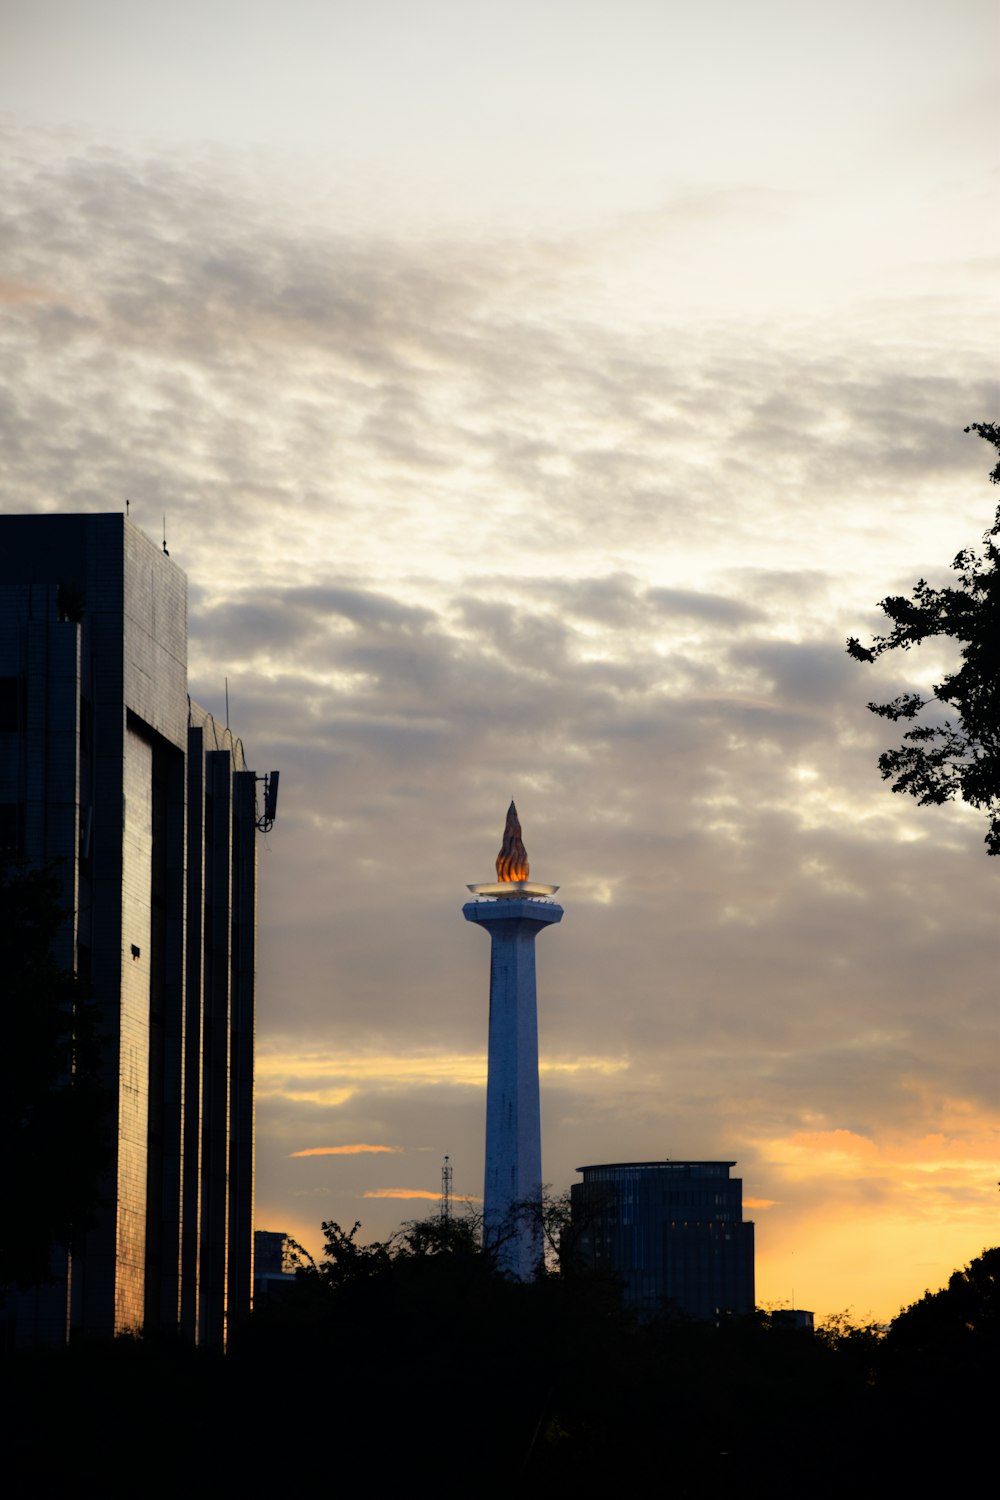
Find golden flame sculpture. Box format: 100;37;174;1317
496;800;529;883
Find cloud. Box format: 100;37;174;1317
646;587;766;627
5;121;999;1321
258;1048;629;1101
363;1188;483;1204
364;1188;443;1202
288;1144;403;1157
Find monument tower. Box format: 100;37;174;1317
464;803;563;1277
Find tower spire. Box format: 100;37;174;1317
496;800;529;882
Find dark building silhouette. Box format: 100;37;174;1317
253;1229;297;1307
772;1307;814;1332
1;514;273;1346
570;1160;755;1320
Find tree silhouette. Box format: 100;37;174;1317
847;423;1000;852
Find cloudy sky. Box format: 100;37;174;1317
3;0;998;1320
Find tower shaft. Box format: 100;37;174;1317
463;897;563;1278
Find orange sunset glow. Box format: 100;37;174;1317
288;1144;403;1158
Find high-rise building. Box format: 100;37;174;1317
570;1160;755;1320
463;803;562;1278
0;514;276;1346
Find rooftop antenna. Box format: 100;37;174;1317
162;514;169;556
125;497;130;517
256;770;280;833
225;675;230;731
440;1155;453;1223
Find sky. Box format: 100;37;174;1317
2;0;998;1322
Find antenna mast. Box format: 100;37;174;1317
440;1155;453;1223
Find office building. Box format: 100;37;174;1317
772;1308;814;1332
1;514;275;1346
253;1229;297;1307
463;802;562;1278
570;1160;755;1320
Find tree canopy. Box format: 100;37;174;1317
885;1244;1000;1362
847;423;1000;852
11;1209;1000;1490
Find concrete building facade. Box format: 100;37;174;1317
570;1160;755;1321
1;514;269;1346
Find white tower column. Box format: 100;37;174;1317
463;803;563;1279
